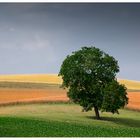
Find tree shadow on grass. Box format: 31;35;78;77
86;116;140;128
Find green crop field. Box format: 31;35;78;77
0;103;140;137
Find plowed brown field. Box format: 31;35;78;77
0;88;69;104
127;92;140;110
0;88;139;111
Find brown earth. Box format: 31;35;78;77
0;88;69;104
126;92;140;110
0;88;139;111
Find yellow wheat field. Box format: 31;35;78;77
0;74;62;84
118;79;140;90
0;74;140;90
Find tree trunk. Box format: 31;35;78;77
94;106;100;120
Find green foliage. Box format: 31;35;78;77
59;46;128;117
102;80;128;113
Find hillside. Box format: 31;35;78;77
0;74;140;90
0;104;140;137
0;74;62;84
118;79;140;90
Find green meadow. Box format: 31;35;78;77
0;103;140;137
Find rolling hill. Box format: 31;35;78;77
0;74;140;90
0;74;62;84
118;79;140;90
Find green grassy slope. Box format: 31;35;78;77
0;103;140;137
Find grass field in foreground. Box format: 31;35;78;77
0;103;140;137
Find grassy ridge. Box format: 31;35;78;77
0;81;140;92
0;103;140;137
0;81;61;89
127;89;140;92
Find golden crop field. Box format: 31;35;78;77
0;74;62;84
118;79;140;90
0;74;140;90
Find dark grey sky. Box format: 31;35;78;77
0;3;140;80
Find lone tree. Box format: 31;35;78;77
59;47;128;119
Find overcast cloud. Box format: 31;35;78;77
0;3;140;80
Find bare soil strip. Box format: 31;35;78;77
0;88;69;104
126;92;140;110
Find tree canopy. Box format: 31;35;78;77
59;46;128;119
